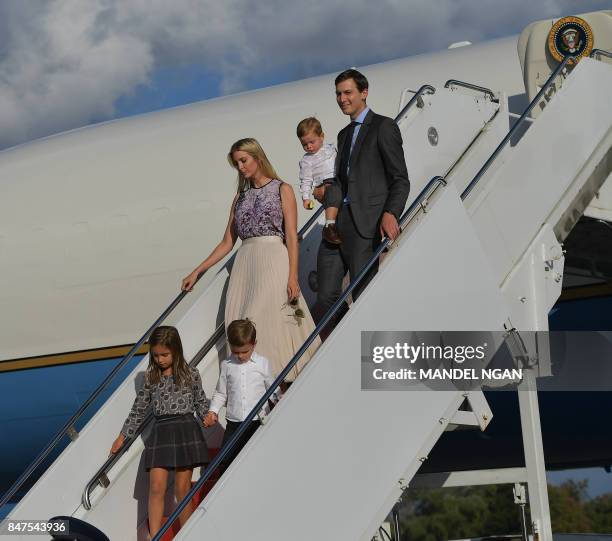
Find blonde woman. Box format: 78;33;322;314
182;138;319;382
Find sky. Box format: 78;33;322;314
0;0;611;150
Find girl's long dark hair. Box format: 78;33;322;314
146;326;192;388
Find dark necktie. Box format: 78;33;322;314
339;121;358;196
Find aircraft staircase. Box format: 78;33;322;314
3;53;612;541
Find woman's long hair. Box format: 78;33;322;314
146;326;192;388
227;138;280;193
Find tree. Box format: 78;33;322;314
548;480;591;532
585;494;612;532
400;485;521;541
398;480;612;540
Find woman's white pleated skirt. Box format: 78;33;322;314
224;236;320;382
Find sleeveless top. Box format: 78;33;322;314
233;178;284;240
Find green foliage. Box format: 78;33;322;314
400;485;522;541
585;493;612;531
547;480;591;532
398;480;612;541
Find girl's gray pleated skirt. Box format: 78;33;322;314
144;414;209;470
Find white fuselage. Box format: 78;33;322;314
0;36;525;361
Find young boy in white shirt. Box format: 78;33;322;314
204;319;279;470
297;117;343;245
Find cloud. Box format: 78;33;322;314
0;0;608;150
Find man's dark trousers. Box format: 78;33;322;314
312;109;409;327
313;205;380;326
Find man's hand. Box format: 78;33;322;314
312;185;326;203
380;212;400;240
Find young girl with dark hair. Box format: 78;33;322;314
110;326;209;537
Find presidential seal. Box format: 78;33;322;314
547;16;594;64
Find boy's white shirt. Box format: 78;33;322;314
209;351;280;422
298;143;337;200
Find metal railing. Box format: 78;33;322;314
444;79;498;103
459;54;578;201
151;174;448;541
297;205;325;241
590;49;612;60
461;49;612;201
395;85;436;124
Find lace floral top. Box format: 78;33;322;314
233;179;284;240
120;366;209;438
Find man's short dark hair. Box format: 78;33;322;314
335;69;369;92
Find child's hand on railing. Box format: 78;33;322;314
110;433;126;455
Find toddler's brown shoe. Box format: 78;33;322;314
322;223;342;245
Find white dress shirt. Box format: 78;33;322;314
209;351;279;422
298;143;337;200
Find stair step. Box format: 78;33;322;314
191;478;218;508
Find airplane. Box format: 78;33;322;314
1;8;611;540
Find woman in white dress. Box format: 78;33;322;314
182;138;319;382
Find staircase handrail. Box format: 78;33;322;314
395;85;436;124
444;79;498;103
460;55;578;200
590;49;612;60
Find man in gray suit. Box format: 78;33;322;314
313;69;410;327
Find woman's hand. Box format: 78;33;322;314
181;271;199;292
110;434;126;454
287;275;301;302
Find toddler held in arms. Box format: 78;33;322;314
297;117;343;245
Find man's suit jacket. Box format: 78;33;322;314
335;109;410;239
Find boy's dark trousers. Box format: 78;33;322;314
219;420;262;472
